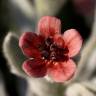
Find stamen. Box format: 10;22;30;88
39;37;69;62
50;44;56;51
50;51;56;60
45;38;53;46
41;51;49;59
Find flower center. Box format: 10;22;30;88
39;38;69;62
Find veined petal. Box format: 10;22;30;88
47;59;76;82
63;29;83;57
19;32;42;58
38;16;61;38
19;32;43;49
22;59;47;77
22;47;41;58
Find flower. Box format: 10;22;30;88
19;16;83;82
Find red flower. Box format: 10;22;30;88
19;16;83;82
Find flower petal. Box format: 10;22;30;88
47;59;76;82
19;32;42;58
38;16;61;38
22;59;47;77
63;29;83;57
19;32;43;48
22;47;41;58
54;34;65;47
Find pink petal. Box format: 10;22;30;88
22;47;41;58
63;29;83;57
19;32;42;58
22;59;47;77
19;32;43;48
47;59;76;82
38;16;61;38
53;34;65;48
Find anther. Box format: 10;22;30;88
45;38;53;46
41;51;49;59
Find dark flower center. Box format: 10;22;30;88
39;38;69;62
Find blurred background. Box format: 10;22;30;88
0;0;96;96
